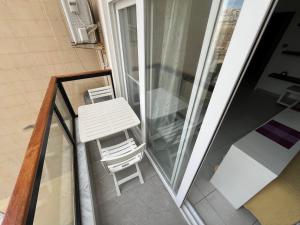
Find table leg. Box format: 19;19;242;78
96;139;110;173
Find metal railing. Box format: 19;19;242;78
2;69;114;225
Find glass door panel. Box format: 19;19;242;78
117;4;141;119
145;0;245;192
172;0;245;192
184;1;289;223
145;0;212;182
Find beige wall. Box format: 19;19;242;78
0;0;104;212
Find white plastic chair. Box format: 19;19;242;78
88;85;114;103
96;134;145;196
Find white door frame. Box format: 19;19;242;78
115;0;135;103
101;0;146;142
98;0;276;212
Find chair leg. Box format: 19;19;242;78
135;163;144;184
124;130;130;139
112;173;121;196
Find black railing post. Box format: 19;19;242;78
57;82;76;118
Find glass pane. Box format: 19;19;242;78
185;2;300;224
145;0;212;182
33;113;74;225
56;88;73;134
118;5;141;119
172;0;245;191
62;75;112;114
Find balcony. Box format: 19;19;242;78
2;70;187;225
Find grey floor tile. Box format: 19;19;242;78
149;209;188;225
147;174;164;188
187;184;205;205
194;176;215;197
96;173;115;191
117;196;155;225
133;176;178;213
253;220;262;225
206;190;256;225
91;160;108;179
193;162;216;197
139;157;156;179
195;199;225;225
117;174;143;194
94;174;117;204
97;198;121;219
96;187;117;204
100;215;136;225
87;138;187;225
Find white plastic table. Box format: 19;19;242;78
78;97;140;143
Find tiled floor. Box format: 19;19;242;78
85;132;188;225
187;88;285;225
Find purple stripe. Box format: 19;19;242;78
257;127;295;148
256;120;300;149
262;123;299;143
268;120;300;138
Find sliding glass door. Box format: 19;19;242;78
116;0;141;123
104;0;275;217
145;0;213;185
144;0;272;196
118;4;140;119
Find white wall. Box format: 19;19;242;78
256;0;300;95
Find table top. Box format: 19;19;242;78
147;88;187;119
234;108;300;175
78;97;140;143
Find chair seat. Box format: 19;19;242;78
101;138;136;156
107;153;143;173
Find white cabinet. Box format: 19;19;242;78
211;108;300;209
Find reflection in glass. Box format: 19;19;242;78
33;113;74;225
184;0;252;224
62;77;110;114
173;0;245;191
145;0;244;191
118;5;140;119
145;0;212;182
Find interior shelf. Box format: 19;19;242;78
269;73;300;84
282;50;300;56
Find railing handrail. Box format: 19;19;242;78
55;69;112;81
2;69;112;225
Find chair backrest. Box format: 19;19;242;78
101;143;145;166
88;86;114;103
